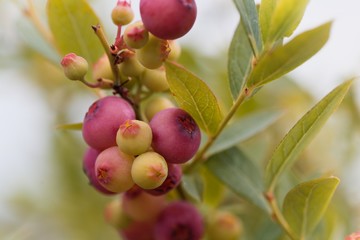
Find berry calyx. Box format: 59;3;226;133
131;152;168;189
61;53;88;80
116;119;152;156
82;147;115;195
145;163;182;196
140;0;197;40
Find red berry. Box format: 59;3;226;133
82;96;135;150
150;108;201;164
140;0;197;39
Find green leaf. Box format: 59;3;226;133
265;0;310;44
207;110;281;157
248;22;332;88
233;0;262;55
259;0;277;44
283;177;340;239
265;80;352;191
200;166;225;208
181;173;203;202
228;21;254;99
165;62;223;136
205;147;270;213
56;122;83;130
47;0;103;65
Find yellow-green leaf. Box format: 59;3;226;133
265;0;310;44
259;0;277;43
283;177;340;239
265;80;352;192
165;62;223;136
47;0;103;65
248;22;332;88
233;0;262;55
228;20;254;99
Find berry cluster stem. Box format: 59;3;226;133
265;192;299;240
92;24;121;86
184;86;252;173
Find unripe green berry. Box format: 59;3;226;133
119;54;145;78
93;54;114;80
123;21;149;49
168;40;181;61
111;1;134;26
144;96;175;121
116;119;152;156
60;53;88;80
207;211;243;240
136;34;170;69
140;67;169;92
104;198;131;229
131;152;168;189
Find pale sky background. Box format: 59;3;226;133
1;0;360;228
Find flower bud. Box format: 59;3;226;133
60;53;88;80
111;1;134;26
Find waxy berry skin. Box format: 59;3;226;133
154;201;204;240
150;108;201;164
82;147;115;195
95;146;134;193
82;96;135;151
140;0;197;40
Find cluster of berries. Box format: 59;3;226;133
58;0;233;239
82;95;201;195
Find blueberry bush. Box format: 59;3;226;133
8;0;360;239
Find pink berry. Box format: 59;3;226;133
154;201;204;240
140;0;197;40
95;146;134;193
145;163;182;196
82;147;116;195
150;108;201;164
82;96;135;150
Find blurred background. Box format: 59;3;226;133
1;0;360;239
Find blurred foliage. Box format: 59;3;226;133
1;0;360;239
